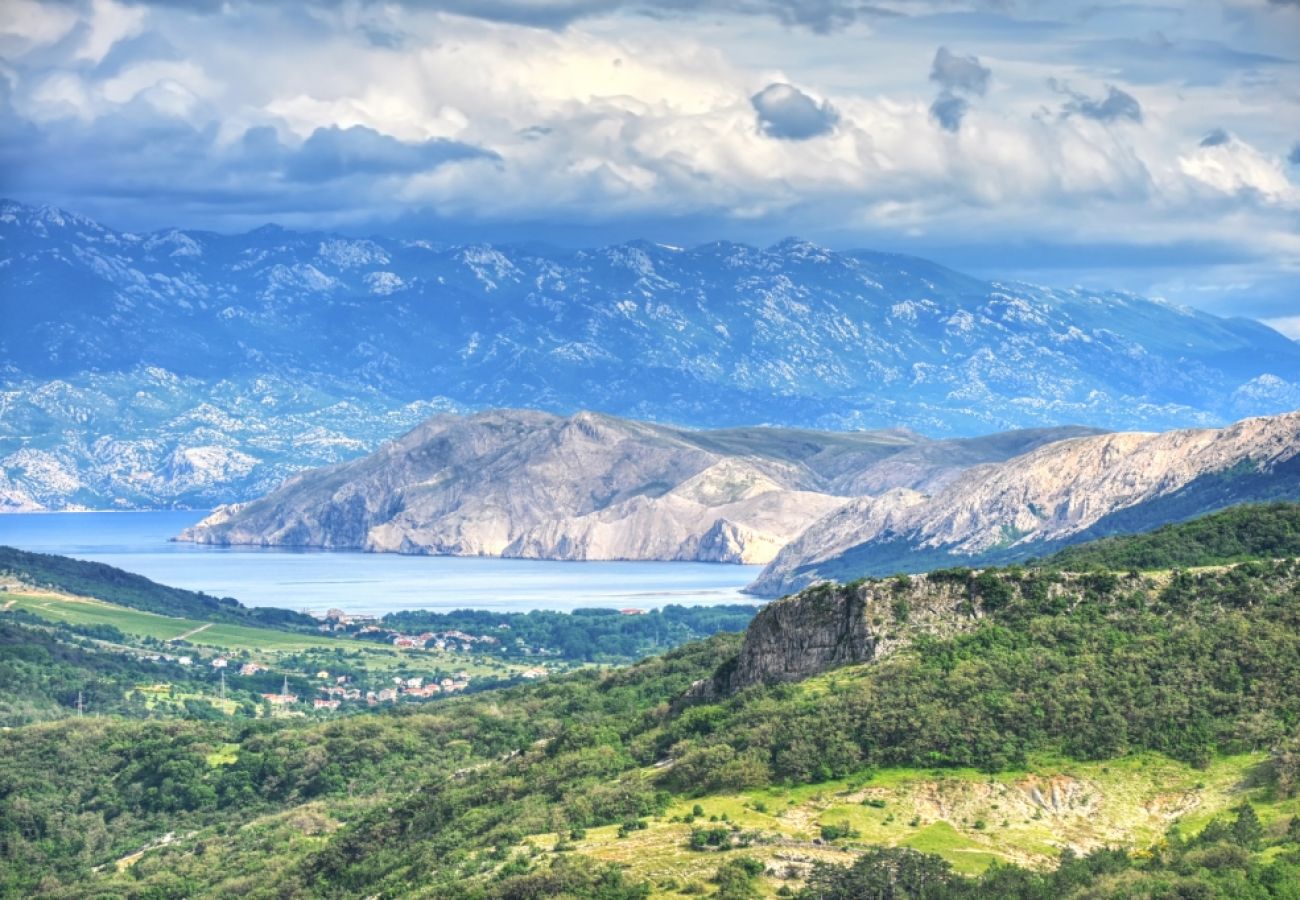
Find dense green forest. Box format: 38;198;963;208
381;605;759;662
0;545;314;628
4;546;1300;897
1039;502;1300;572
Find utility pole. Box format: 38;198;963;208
220;669;227;704
76;690;84;717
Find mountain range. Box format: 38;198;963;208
178;408;1300;594
752;410;1300;595
4;199;1299;511
178;409;1092;565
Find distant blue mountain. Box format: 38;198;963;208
2;199;1297;509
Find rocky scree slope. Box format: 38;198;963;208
6;199;1300;509
751;411;1300;595
177;410;1091;565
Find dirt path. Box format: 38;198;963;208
170;622;213;642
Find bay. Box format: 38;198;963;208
0;511;763;615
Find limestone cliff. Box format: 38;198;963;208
709;569;1127;694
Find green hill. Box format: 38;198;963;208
0;545;314;629
1038;502;1300;572
3;554;1300;897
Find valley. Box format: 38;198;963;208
3;508;1300;897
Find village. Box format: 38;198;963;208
314;607;570;661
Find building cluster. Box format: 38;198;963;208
308;670;476;710
313;609;506;653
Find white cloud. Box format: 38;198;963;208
1;0;1298;322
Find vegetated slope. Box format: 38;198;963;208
177;409;1091;564
5;554;1299;897
7;198;1300;510
751;410;1300;595
0;545;313;628
1038;502;1300;572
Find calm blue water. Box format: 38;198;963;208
0;511;762;615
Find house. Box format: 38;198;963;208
313;699;341;711
619;607;647;616
177;656;193;666
405;677;423;689
316;671;330;679
376;688;398;702
240;662;267;677
211;658;229;669
262;692;298;705
521;667;548;680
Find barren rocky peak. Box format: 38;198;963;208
750;410;1300;596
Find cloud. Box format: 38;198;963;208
929;46;990;97
3;0;1299;327
1199;128;1230;147
926;47;989;133
285;125;494;182
1053;81;1143;123
751;83;838;140
114;0;896;33
929;92;967;132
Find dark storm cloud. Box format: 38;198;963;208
285;126;495;182
1199;128;1230;147
751;83;839;140
1052;80;1142;123
926;47;988;132
929;46;990;96
929;92;967;132
119;0;903;33
0;93;495;222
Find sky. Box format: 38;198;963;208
1;0;1298;334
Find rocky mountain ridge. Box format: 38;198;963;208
5;198;1300;510
750;411;1300;595
177;410;1091;565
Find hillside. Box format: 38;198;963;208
176;410;1089;564
0;545;313;629
3;549;1300;896
6;199;1300;510
1039;502;1300;572
751;410;1300;595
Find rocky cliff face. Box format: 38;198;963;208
750;411;1300;595
712;570;1127;693
177;410;1090;565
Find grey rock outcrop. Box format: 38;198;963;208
706;573;989;693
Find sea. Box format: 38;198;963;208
0;511;763;616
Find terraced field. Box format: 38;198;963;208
522;753;1297;897
4;588;521;677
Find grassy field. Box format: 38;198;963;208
522;752;1298;898
4;589;524;678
